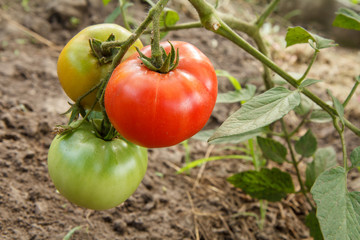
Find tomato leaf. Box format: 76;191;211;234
160;8;179;39
216;70;242;90
299;78;322;88
285;26;337;49
216;84;256;103
310;110;332;123
210;87;300;142
193;127;266;144
105;6;121;23
350;146;360;168
293;94;313;116
227;168;295;202
257;136;287;164
311;167;360;240
328;90;345;125
333;8;360;31
305;211;324;240
305;147;337;189
295;129;317;157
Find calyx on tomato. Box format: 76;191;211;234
135;41;179;73
47;120;148;210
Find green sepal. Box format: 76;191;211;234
136;41;180;73
89;34;121;65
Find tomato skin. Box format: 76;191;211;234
105;41;217;148
57;24;143;110
47;121;148;210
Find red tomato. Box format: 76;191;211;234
105;41;217;148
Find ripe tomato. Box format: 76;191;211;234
47;121;148;210
104;41;218;148
57;24;143;110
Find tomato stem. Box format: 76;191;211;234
187;0;360;137
151;4;164;69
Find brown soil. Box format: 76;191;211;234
0;0;359;239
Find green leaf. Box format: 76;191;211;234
209;87;300;142
285;26;337;49
159;8;179;39
193;128;267;144
299;78;322;88
311;167;360;240
333;8;360;31
177;155;252;174
63;226;82;240
163;8;179;27
216;84;256;103
305;210;324;240
310;110;332;123
227;168;295;202
286;26;314;47
295;129;317;157
216;70;241;90
257;137;287;163
350;146;360;168
105;6;121;23
305;147;337;189
191;129;215;142
328;90;345;125
209;127;267;144
294;94;313;116
102;0;112;5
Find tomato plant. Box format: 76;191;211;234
47;120;148;210
57;23;143;110
104;41;218;148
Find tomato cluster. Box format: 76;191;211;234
49;23;217;210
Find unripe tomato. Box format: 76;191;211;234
105;41;218;148
47;121;148;210
57;24;143;110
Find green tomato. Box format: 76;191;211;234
47;121;148;210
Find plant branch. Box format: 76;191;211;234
255;0;280;28
281;119;315;209
297;49;319;83
187;0;360;137
119;0;131;31
333;118;348;171
150;3;164;68
343;79;359;108
144;21;203;34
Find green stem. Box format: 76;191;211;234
343;80;359;108
252;30;274;90
186;0;360;137
119;0;131;31
76;81;102;107
333;118;348;171
248;139;260;171
259;200;267;230
289;110;312;137
281;119;315;209
297;50;319;84
255;0;280;28
150;3;164;68
144;21;203;34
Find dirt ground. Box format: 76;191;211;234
0;0;359;239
